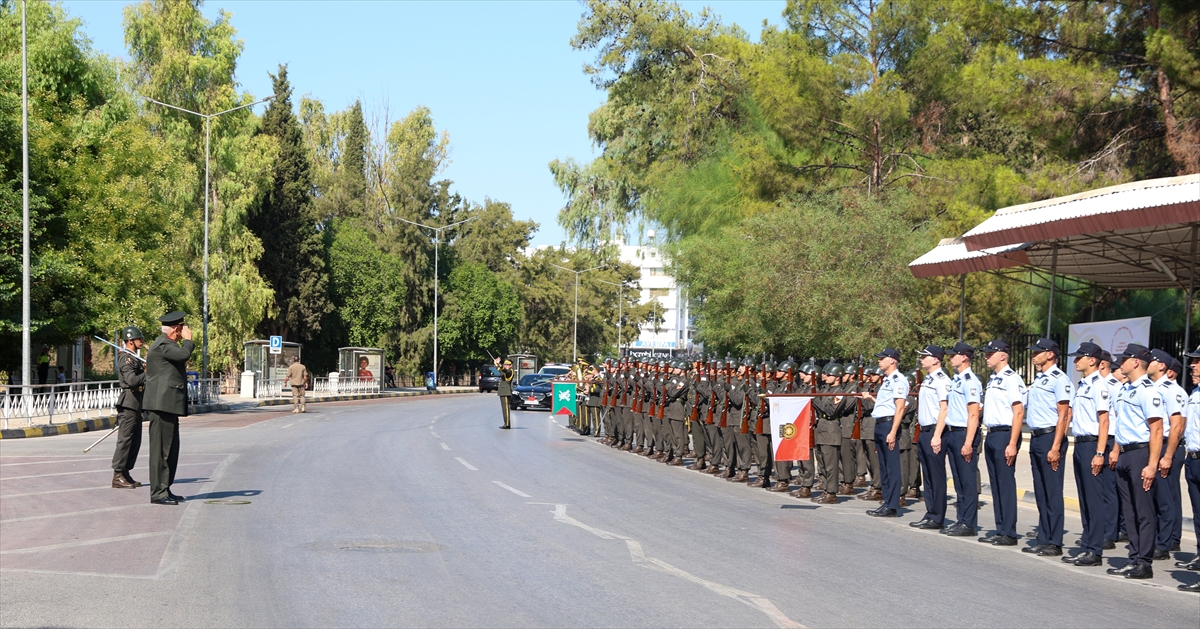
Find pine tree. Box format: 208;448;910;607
251;64;331;342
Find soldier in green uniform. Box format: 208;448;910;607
813;361;847;503
749;357;775;489
584;364;602;436
835;361;859;495
726;358;752;483
856;368;884;501
111;326;146;489
664;360;690;466
493;357;514;429
688;358;711;471
900;370;921;504
143;312;194;505
789;359;820;498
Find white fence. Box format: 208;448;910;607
256;376;381;399
1;378;223;430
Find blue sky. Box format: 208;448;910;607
61;0;786;246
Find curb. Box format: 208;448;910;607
0;415;117;440
254;389;477;407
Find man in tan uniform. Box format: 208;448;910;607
284;355;308;413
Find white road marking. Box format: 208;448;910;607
431;432;441;438
0;531;173;555
492;481;531;498
440;442;450;451
281;423;294;429
1;503;154;524
1;461;225;481
2;485;116;499
455;457;478;471
551;504;804;629
0;457;113;467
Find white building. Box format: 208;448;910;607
619;238;694;358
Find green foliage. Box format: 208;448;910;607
438;262;520;365
326;218;408;355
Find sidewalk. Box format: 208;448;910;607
0;386;479;440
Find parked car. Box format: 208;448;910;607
478;366;502;393
538;364;571;377
511;373;553;410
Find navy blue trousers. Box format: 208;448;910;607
984;430;1018;539
944;428;978;530
1153;441;1184;551
1029;432;1067;547
874;420;902;511
1072;438;1116;555
1115;447;1156;567
917;427;947;524
1185;453;1200;554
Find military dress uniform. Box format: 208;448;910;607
942;346;981;536
980;341;1026;544
855;376;882;500
812;378;844;502
496;362;514;429
687;366;709;471
143;312;195;505
111;331;146;489
915;352;951;528
870;355;909;516
899;380;919;500
1023;338;1072;554
835;380;859;494
1065;342;1114;566
726;370;752;482
665;369;690;464
747;372;773;487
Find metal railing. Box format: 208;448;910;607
256;376;381;399
1;381;120;430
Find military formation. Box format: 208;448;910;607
507;340;1200;591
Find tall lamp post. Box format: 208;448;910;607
394;216;475;385
21;0;30;396
595;278;625;358
551;263;605;362
142;95;274;385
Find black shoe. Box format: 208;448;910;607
909;518;931;528
1037;545;1062;557
1152;548;1170;561
168;491;185;502
151;497;178;505
978;534;1000;544
945;524;975;537
1115;532;1128;542
1175;558;1200;570
1106;563;1135;575
1124;565;1153;580
915;520;943;530
1022;544;1046;554
499;425;510;429
1178;581;1200;592
991;536;1017;546
1102;539;1116;550
1071;552;1102;566
1171;542;1181;551
867;508;898;518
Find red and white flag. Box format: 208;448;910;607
767;396;813;461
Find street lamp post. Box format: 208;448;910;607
394;217;475;386
595;278;625;358
551;263;605;362
21;0;30;397
142;95;274;386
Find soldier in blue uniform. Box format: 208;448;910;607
862;348;908;517
1106;344;1164;580
1062;341;1114;567
1021;338;1072;557
911;345;950;530
937;342;981;537
978;339;1026;546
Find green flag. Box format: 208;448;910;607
552;382;577;416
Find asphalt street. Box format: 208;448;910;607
1;394;1197;628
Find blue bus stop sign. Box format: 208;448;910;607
269;335;282;355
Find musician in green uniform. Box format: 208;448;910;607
494;357;514;429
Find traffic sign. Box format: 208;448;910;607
269;335;282;355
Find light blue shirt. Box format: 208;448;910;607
1069;371;1110;437
1026;366;1072;430
872;370;909;419
1113;375;1164;445
918;370;952;427
983;367;1026;428
1185;388;1200;452
946;369;981;428
1103;374;1123;402
1152;375;1186;435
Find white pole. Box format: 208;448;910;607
573;273;579;362
202;116;211;383
433;231;439;386
21;0;31;396
617;284;622;357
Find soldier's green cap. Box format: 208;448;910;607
158;311;186;326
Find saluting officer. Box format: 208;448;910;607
1062;341;1113;566
111;326;147;489
937;342;981;536
494;357;514;429
863;348;908;517
978;339;1025;546
143;311;194;506
1148;349;1186;560
1177;346;1200;591
1106;344;1164;580
1022;338;1072;557
912;345;950;530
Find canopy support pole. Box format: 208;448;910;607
958;274;966;342
1046;244;1058;337
1184;224;1197;356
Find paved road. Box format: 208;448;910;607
2;395;1196;628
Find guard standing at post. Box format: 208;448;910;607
1022;338;1072;557
812;361;845;502
1063;341;1113;566
1106;343;1164;580
143;311;194;506
977;339;1025;546
912;345;950;530
862;348;908;517
111;326;147;489
937;342;981;536
283;355;308;414
1176;345;1200;591
494;357;514;429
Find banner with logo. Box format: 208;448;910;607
552;382;577;416
766;396;813;461
1067;316;1151;383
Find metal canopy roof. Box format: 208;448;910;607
911;175;1199;290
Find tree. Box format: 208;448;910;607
326;218;409;352
250;64;331;343
438;262;520;367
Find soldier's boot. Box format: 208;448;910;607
853;475;867;488
707;465;725;475
837;483;855;496
122;472;143;488
813;492;838;504
896;496;907;507
621;443;633;451
758;476;772;489
904;488;920;499
666;457;683;467
728;470;749;483
858;488;883;501
791;486;812;498
112;471;135;489
768;480;791;492
292;408;300;414
686;460;706;471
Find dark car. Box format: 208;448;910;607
478;366;502;393
511;373;553;410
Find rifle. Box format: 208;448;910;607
739;365;750;435
852;361;864;440
704;360;716;425
719;363;731;429
601;368;609;406
657;368;667;420
689;366;700;424
753;362;768;435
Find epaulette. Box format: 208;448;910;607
1002;368;1014;376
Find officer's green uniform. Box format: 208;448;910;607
112;328;146;487
497;363;514;429
143;313;195;503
